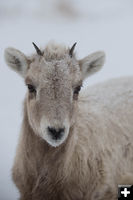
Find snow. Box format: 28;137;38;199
0;0;133;199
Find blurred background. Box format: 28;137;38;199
0;0;133;199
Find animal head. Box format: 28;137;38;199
5;42;105;147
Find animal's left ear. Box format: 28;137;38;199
79;51;105;80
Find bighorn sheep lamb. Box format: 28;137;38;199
5;42;133;200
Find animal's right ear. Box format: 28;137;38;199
4;47;29;78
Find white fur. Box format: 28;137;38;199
40;117;70;147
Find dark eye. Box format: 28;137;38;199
27;84;36;93
73;85;81;100
74;86;81;95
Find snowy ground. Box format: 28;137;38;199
0;1;133;199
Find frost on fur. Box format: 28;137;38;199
5;42;133;200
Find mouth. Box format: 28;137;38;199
40;118;70;147
47;126;65;141
41;128;69;147
45;134;66;147
50;132;64;141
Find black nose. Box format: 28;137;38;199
47;127;65;140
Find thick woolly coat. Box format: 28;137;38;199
12;76;133;200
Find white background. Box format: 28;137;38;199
0;0;133;199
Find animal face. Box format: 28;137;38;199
25;51;81;147
5;42;105;147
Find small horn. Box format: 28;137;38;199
69;42;77;57
32;42;43;56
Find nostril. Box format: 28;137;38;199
47;127;65;140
